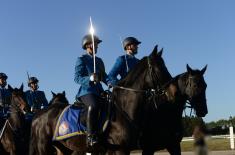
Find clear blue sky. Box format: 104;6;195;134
0;0;234;122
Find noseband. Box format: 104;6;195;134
183;75;199;117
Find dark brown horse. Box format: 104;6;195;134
29;91;69;155
0;84;31;155
29;45;172;155
140;64;208;155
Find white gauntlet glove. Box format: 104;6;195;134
89;73;100;82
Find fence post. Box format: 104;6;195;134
230;126;234;150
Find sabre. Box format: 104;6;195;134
26;71;33;112
27;71;30;82
119;35;129;72
89;16;96;73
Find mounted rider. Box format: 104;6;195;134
0;72;11;117
25;76;48;113
74;34;110;148
108;37;141;85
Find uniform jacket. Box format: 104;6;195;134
108;54;139;85
0;87;11;106
74;53;110;98
0;87;11;116
25;90;48;110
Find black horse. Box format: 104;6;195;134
29;45;172;155
29;91;69;155
0;84;31;155
140;64;208;155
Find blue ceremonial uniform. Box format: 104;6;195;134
0;87;11;117
74;53;109;99
25;90;48;110
108;54;140;85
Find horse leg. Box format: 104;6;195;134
166;142;181;155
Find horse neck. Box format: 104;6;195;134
115;77;147;120
164;74;188;113
119;58;149;89
49;97;69;105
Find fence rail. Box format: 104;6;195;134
182;134;232;142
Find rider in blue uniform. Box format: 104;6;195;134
0;73;11;117
25;77;48;113
108;37;141;85
74;34;110;148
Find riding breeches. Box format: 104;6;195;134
79;94;102;135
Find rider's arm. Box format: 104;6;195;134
99;59;111;86
41;91;48;107
108;56;124;85
74;57;90;86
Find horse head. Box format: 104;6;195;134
49;91;69;105
114;45;173;124
146;45;172;88
119;45;172;89
8;84;30;114
180;64;208;117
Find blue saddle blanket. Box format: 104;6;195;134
53;105;86;141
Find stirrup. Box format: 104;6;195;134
87;134;98;147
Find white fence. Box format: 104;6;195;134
182;134;232;142
182;126;235;150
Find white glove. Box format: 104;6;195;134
89;73;100;82
90;75;95;81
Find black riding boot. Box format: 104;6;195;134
87;105;98;148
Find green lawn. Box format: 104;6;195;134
181;138;231;151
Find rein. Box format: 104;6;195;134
113;57;163;93
0;94;28;139
0;119;16;139
112;70;196;129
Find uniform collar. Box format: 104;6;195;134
126;53;135;58
83;53;94;58
30;90;38;92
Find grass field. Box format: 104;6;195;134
181;138;231;151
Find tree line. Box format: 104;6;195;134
182;116;235;136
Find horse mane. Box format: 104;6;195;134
118;57;148;87
48;92;69;105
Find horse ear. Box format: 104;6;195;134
149;45;158;58
8;84;13;92
62;91;66;96
200;65;207;75
186;64;193;74
20;83;24;91
51;91;56;97
157;48;163;57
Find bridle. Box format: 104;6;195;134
0;94;27;140
10;94;27;115
111;56;167;133
183;74;201;117
113;56;165;107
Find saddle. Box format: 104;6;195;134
53;90;113;141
